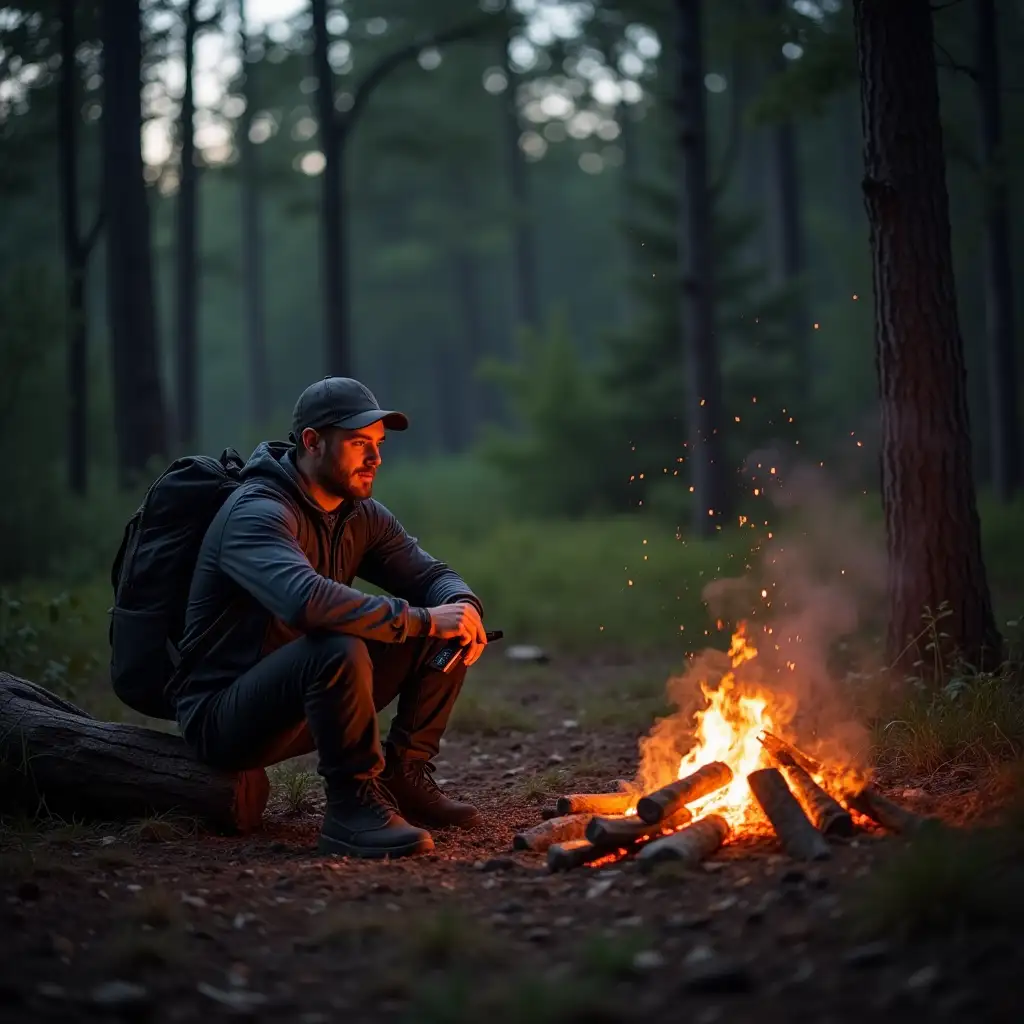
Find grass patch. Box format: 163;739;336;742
447;691;536;736
853;822;1024;939
269;761;321;812
869;670;1024;776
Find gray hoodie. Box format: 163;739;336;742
174;441;481;726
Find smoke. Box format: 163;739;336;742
636;457;888;791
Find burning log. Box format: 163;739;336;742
636;815;731;870
747;768;831;861
636;761;733;825
555;792;634;817
585;806;692;850
845;786;935;835
512;814;589;852
547;839;612;872
0;674;268;833
760;731;822;775
770;754;853;838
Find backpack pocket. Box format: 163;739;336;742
109;606;176;720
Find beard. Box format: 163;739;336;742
318;464;375;501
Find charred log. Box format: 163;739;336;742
512;814;589;852
636;814;730;870
547;839;611;872
555;792;634;817
759;731;822;774
845;786;935;835
748;768;831;861
0;674;268;833
636;761;733;824
774;758;853;838
585;806;692;850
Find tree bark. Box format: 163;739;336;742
555;791;634;817
512;814;589;852
58;0;89;495
852;0;1001;671
636;814;730;870
102;0;168;483
176;0;200;449
762;0;808;385
238;0;270;429
311;0;349;376
976;0;1020;501
501;34;539;334
674;0;729;537
637;761;733;824
0;674;268;833
748;768;831;861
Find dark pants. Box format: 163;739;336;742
182;634;466;795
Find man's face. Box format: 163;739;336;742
303;421;385;501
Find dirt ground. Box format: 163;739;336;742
1;657;1020;1024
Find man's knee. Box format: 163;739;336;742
305;634;372;689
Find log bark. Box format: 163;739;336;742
637;814;730;870
585;806;692;851
759;731;821;775
844;785;934;835
637;761;733;824
747;768;831;861
775;759;853;838
0;674;268;833
555;792;634;817
547;839;609;872
512;814;589;852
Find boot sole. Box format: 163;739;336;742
316;832;435;859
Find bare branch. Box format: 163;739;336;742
343;17;499;131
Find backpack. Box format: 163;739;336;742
109;447;246;720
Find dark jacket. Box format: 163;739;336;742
174;441;481;726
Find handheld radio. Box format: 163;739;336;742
429;629;504;673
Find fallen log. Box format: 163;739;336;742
555;792;634;817
748;768;831;861
636;815;731;870
844;785;935;835
0;673;269;833
772;756;853;838
547;839;612;872
512;813;589;852
636;761;733;824
585;806;692;850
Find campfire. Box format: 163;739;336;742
513;624;931;871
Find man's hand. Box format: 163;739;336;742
427;601;487;667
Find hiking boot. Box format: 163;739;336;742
317;778;434;859
382;754;482;830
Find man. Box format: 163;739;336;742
173;377;489;859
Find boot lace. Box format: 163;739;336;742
406;760;442;796
356;776;399;815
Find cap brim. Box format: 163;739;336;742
332;409;409;431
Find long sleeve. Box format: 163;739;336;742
217;490;430;642
357;501;484;616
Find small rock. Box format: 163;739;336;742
35;982;67;1000
197;982;268;1012
100;835;118;847
685;944;716;966
497;900;526;914
906;964;940;993
502;766;525;777
633;950;665;972
709;895;738;912
547;753;565;765
180;894;207;909
561;719;579;730
586;878;615;900
843;941;891;969
478;857;516;873
233;913;257;930
50;934;75;958
506;644;549;663
525;927;551;943
90;980;150;1011
616;915;643;928
15;881;40;902
569;740;587;753
789;959;816;985
553;915;574;928
680;957;754;994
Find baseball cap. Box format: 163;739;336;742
289;377;409;442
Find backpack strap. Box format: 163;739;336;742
164;596;246;701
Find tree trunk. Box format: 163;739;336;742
500;36;539;334
674;0;729;537
852;0;1001;671
0;674;268;833
238;0;270;429
176;0;200;449
976;0;1020;501
58;0;88;495
311;0;349;376
102;0;168;483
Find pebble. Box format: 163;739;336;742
197;982;269;1011
90;980;151;1011
477;857;517;873
586;879;615;900
181;894;207;909
633;949;666;971
525;927;552;943
843;941;891;968
666;911;711;930
906;964;940;993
